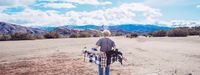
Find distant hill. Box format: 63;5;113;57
54;26;81;36
63;24;171;32
51;24;171;36
67;25;100;30
38;26;57;31
0;22;171;36
108;24;171;32
0;22;46;35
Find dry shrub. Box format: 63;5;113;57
171;27;200;36
92;31;101;37
114;32;124;36
82;29;101;37
93;33;101;37
0;34;12;41
34;35;45;39
148;32;153;37
69;33;79;38
44;31;61;39
11;33;36;40
152;30;167;37
79;32;91;38
187;28;200;36
126;33;138;38
188;29;200;35
148;27;200;37
0;34;45;41
167;29;188;37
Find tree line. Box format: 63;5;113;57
148;26;200;37
0;30;101;41
1;26;200;41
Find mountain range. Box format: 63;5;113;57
0;22;46;35
0;22;171;35
40;24;171;32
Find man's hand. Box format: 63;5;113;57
92;48;97;51
113;46;116;50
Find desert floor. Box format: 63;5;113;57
0;36;200;75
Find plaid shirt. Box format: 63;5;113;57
83;50;107;68
99;52;107;68
83;48;123;68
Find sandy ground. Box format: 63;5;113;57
0;36;200;75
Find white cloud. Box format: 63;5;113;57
66;0;112;5
38;0;112;5
0;8;67;26
0;0;36;12
0;0;112;11
0;3;163;26
0;7;5;12
197;5;200;8
143;0;196;7
62;3;162;25
42;3;76;9
171;20;200;27
0;0;36;6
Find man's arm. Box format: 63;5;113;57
95;45;100;50
112;41;116;50
94;45;101;55
113;46;116;50
96;39;101;51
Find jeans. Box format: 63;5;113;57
98;65;110;75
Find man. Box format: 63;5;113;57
96;29;116;75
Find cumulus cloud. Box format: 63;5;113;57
171;20;200;27
197;5;200;8
37;0;112;5
0;3;162;26
33;0;112;9
0;8;68;26
62;3;162;25
0;0;36;12
0;0;36;6
0;0;111;10
66;0;112;5
42;3;76;9
143;0;197;7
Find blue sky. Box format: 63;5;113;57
0;0;200;27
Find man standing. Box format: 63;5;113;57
96;30;116;75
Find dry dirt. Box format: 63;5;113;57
0;36;200;75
